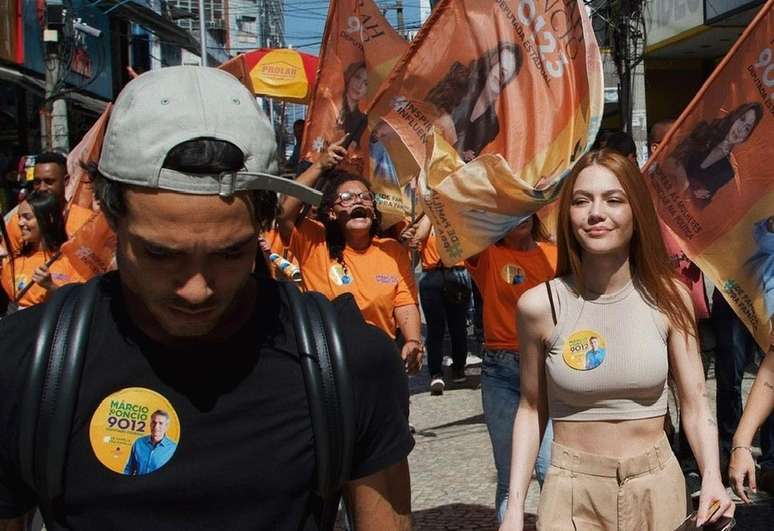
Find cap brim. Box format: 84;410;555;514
223;172;322;206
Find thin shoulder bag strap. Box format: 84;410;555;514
19;278;100;530
545;280;557;326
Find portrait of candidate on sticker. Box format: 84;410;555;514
89;387;181;476
563;329;607;371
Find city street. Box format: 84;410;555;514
404;353;774;530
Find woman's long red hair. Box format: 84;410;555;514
555;149;696;336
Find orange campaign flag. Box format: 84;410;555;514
60;210;117;279
367;0;603;263
301;0;411;228
66;104;112;210
645;0;774;352
64;106;117;278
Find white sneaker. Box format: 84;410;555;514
430;375;445;395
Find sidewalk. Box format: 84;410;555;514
406;355;774;530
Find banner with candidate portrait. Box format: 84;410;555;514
645;0;774;353
367;0;604;263
301;0;411;228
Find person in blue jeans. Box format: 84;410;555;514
481;350;554;521
466;215;556;522
407;218;472;393
711;291;774;483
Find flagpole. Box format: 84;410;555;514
199;0;208;66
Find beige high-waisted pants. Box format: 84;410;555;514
537;433;687;530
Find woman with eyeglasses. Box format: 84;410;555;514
278;146;423;374
1;190;84;312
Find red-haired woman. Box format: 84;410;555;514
501;150;734;530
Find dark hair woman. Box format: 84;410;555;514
426;42;522;161
663;101;764;209
1;191;82;311
501;150;734;530
278;153;423;374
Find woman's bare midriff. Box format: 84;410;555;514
552;416;668;458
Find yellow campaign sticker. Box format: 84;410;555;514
563;329;607;371
501;263;526;285
329;263;352;286
89;387;181;476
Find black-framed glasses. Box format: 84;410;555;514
335;191;374;207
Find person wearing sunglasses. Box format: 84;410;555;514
278;149;423;374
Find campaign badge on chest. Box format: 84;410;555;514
501;264;526;285
563;329;607;371
89;387;181;476
329;263;352;286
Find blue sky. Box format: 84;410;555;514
283;1;428;54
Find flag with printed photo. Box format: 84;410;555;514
301;0;411;228
645;0;774;352
367;0;603;263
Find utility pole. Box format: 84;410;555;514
42;0;70;151
198;0;207;66
396;0;405;38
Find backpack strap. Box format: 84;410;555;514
278;282;355;530
19;278;100;529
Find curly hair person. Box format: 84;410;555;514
316;171;382;266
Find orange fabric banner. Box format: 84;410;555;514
645;0;773;352
66;104;112;210
367;0;603;263
300;0;411;227
64;106;117;277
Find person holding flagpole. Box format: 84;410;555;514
501;150;733;530
278;139;423;374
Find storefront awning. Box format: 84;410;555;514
0;63;108;113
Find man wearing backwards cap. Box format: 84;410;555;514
0;67;413;529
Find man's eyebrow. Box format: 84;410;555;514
214;235;256;254
132;234;256;254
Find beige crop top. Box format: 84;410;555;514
544;277;669;421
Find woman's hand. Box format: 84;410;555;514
729;446;758;503
400;340;423;375
32;263;54;290
696;475;735;526
319;135;349;171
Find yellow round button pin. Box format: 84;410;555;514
563;329;607;371
89;387;181;475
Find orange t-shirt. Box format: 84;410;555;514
261;226;299;280
467;242;557;351
290;218;418;338
4;203;94;254
420;231;464;270
1;250;85;308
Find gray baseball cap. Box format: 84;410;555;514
98;66;320;205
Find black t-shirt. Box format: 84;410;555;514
0;273;413;529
